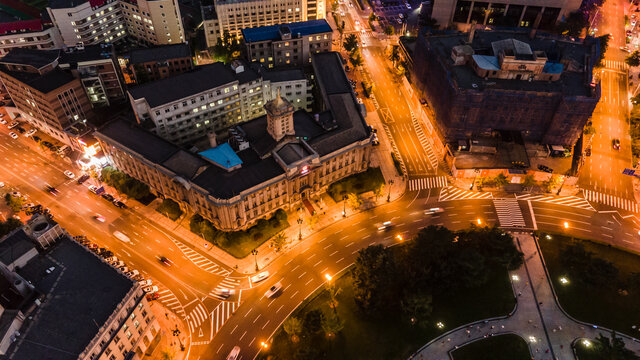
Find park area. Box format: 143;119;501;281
451;334;531;360
259;226;522;360
327;167;385;202
538;232;640;338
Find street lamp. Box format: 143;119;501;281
325;273;333;281
396;234;403;241
476;218;482;225
563;221;569;229
387;179;394;202
251;249;259;271
260;341;269;350
342;194;348;217
297;217;303;240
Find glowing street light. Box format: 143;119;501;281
560;277;569;285
436;321;445;329
511;275;519;281
396;234;403;241
260;341;269;349
476;218;482;225
582;339;592;347
325;273;333;281
563;221;569;229
546;234;552;240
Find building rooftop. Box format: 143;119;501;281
128;62;259;108
423;30;596;97
48;0;94;10
261;67;306;83
0;19;44;35
2;67;76;93
199;143;243;169
242;19;332;43
0;48;59;69
58;43;114;64
7;237;134;360
129;43;192;65
0;229;35;267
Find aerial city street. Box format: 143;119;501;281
0;0;640;359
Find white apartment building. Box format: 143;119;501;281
0;21;64;57
202;0;326;47
128;61;310;145
47;0;183;47
263;68;311;111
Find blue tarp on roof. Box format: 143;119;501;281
472;55;500;70
242;19;332;43
543;62;564;74
199;143;243;169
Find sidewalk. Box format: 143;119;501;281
410;232;640;359
145;302;188;360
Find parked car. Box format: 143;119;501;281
25;129;36;137
88;185;104;195
146;292;160;301
9;132;17;139
125;270;139;278
7;121;18;129
0;118;6;125
143;286;159;294
537;165;553;173
265;282;282;298
139;279;153;287
31;136;41;143
101;193;115;202
113;200;127;209
585;147;592;156
251;271;270;283
63;170;75;179
613;138;621;150
14;127;25;134
77;174;90;184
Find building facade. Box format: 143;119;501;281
97;52;372;231
428;0;582;31
0;49;94;148
242;19;332;68
47;0;184;47
128;60;309;145
202;0;326;47
128;43;193;84
263;68;312;111
411;29;600;146
0;20;64;57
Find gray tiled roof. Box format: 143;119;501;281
129;43;191;65
9;237;134;360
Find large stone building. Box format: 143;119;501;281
426;0;581;31
410;29;600;147
0;48;94;148
201;0;326;47
242;19;333;68
128;43;193;84
127;60;309;145
0;217;159;360
96;52;373;231
47;0;184;47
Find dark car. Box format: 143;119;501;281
146;292;160;301
113;200;127;209
101;193;115;202
612;138;621;150
585;147;592;156
158;256;172;266
77;174;90;184
41;141;54;149
538;165;553;173
45;185;59;196
14;127;25;134
31;136;41;142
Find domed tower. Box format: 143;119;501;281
265;89;295;142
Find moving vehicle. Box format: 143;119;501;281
46;185;59;196
9;132;17;139
64;170;75;179
77;174;90;184
265;282;282;298
424;208;444;215
159;256;172;266
94;214;106;222
251;271;270;283
113;231;130;243
227;346;241;360
213;288;235;299
376;221;392;231
613;138;621;150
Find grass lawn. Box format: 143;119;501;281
452;334;530;360
538;233;640;337
260;267;515;360
327;167;385;202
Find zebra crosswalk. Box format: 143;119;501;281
493;198;526;227
515;194;596;211
583;190;639;213
409;176;447;191
438;187;493;202
187;303;209;334
411;113;438;170
169;238;231;276
209;277;242;300
212;300;240;335
157;288;186;318
602;59;629;71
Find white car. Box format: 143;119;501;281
139;279;153;287
213;288;236;299
376;221;392;231
64;170;75;179
424;208;444;215
25;129;36;137
9;132;17;139
0;118;6;125
126;269;140;278
265;282;282;298
7;121;18;129
406;2;411;9
143;286;159;293
227;346;241;360
250;271;270;283
113;231;130;243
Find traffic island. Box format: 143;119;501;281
538;232;640;338
450;333;530;360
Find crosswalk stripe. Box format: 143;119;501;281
211;300;241;336
167;237;231;276
515;193;595;211
409;176;447;191
493;198;526;227
583;189;639;213
438;186;493;202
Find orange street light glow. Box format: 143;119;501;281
396;234;403;241
260;341;269;349
476;218;482;225
325;274;332;281
563;221;569;229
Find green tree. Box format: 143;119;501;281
369;13;376;22
352;245;397;313
584;123;596;135
400;293;432;327
596;34;611;67
321;313;344;339
160;350;175;360
493;173;509;187
283;316;303;343
271;232;288;253
349;51;363;68
384;25;395;36
592;332;640;359
325;281;342;316
4;194;23;212
0;218;22;237
343;34;359;53
521;174;536;188
346;193;362;210
302;309;324;335
156;198;183;220
389;45;400;66
373;183;384;201
626;51;640;67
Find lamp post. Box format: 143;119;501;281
251;249;259;271
387;179;394;202
297;217;303;240
342;194;348;217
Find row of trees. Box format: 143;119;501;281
0;218;22;238
281;306;343;360
343;34;363;68
352;226;523;326
156;198;183;221
100;166;151;201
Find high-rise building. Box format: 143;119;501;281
427;0;582;31
201;0;326;47
128;43;193;84
119;0;185;46
0;20;64;57
242;19;333;68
